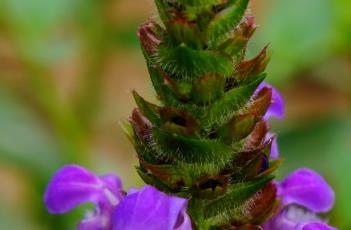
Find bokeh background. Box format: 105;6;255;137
0;0;350;229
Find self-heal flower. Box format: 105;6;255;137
264;168;336;230
113;185;191;230
44;165;123;229
44;165;192;230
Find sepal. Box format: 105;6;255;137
151;127;232;165
217;113;258;144
190;74;225;105
136;167;181;195
218;16;257;59
235;46;269;81
202;75;265;129
230;183;278;225
248;86;273;118
193;174;230;199
204;175;274;218
132;91;160;126
244;121;268;150
166;18;204;48
138;20;162;57
156;43;233;81
129;108;153;142
139;159;190;190
160;107;200;136
207;0;250;45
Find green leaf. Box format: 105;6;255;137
0;90;62;176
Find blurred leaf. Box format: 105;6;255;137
249;0;337;84
278;115;351;229
0;204;44;230
333;0;351;48
0;0;78;64
0;89;63;176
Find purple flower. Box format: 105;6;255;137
264;205;337;230
44;165;123;230
113;185;191;230
277;168;335;213
256;81;285;120
264;168;336;230
44;165;192;230
256;82;284;161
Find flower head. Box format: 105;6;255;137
44;165;191;230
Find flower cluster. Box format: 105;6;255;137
44;84;336;230
44;165;335;230
44;165;192;230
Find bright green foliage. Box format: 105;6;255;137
128;0;279;229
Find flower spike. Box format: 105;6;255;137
44;0;336;229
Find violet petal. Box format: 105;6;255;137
78;215;106;230
44;165;124;230
44;165;105;213
266;132;279;159
256;81;285;120
302;223;337;230
263;205;334;230
277;168;335;213
113;185;192;230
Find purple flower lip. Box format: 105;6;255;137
277;168;335;213
44;165;192;230
44;165;124;215
264;168;336;230
113;185;191;230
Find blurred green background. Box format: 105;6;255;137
0;0;350;229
